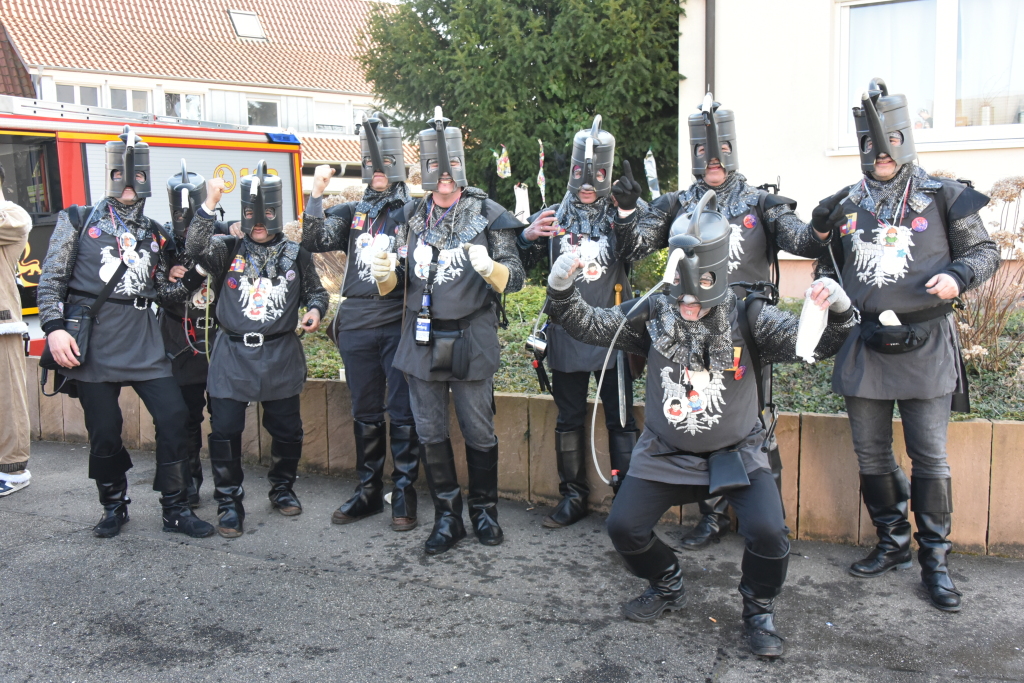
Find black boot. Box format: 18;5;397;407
850;469;913;577
268;439;303;516
544;429;589;528
739;547;789;658
209;437;245;538
156;459;215;538
185;423;204;508
608;431;637;497
389;423;421;532
332;420;386;524
619;535;687;621
467;441;503;546
680;497;731;550
89;446;134;538
422;440;466;555
93;477;131;538
912;477;962;612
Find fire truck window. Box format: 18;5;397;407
0;134;62;214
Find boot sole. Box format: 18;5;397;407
274;505;302;517
622;594;689;622
217;526;244;539
848;559;913;578
332;508;384;525
542;513;589;529
425;534;467;555
93;517;129;538
163;525;216;539
391;519;418;532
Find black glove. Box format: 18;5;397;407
810;190;847;237
611;160;642;211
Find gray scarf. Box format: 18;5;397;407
407;187;489;250
553;191;616;237
848;163;943;222
679;172;760;219
241;234;297;279
647;290;735;372
355;181;411;218
95;197;149;239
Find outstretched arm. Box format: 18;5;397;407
185;178;233;276
755;278;858;365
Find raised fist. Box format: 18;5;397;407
312;165;335;198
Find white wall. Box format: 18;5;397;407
679;0;1023;227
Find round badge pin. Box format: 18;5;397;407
150;241;159;252
227;277;238;289
743;215;757;229
414;263;429;280
413;244;432;266
355;233;373;250
912;217;928;232
121;249;140;267
397;245;408;259
285;269;296;281
118;233;137;251
88;226;102;239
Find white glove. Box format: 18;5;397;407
547;253;579;291
467;244;494;277
809;277;851;313
370;251;393;282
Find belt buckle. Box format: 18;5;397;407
243;332;264;347
133;297;148;310
194;316;213;330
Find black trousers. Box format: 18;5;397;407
607;468;790;558
77;377;189;480
209;395;303;444
179;383;209;439
337;321;413;425
551;365;637;433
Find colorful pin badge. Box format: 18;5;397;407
840;213;858;236
230;255;246;272
743;214;757;229
285;269;296;281
735;365;746;381
226;277;238;289
352;213;368;232
88;226;102;238
912;217;928;232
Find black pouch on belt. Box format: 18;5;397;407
430;324;470;379
859;303;952;355
707;450;751;496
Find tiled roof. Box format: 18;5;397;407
0;0;373;93
302;135;419;164
0;24;33;97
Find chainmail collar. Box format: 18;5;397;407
407;186;489;249
241;233;298;279
355;181;411;218
646;290;736;372
554;190;616;237
678;172;759;219
95;197;149;238
848;163;943;221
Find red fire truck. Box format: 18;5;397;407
0;95;302;330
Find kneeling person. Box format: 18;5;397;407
186;164;328;538
545;193;857;657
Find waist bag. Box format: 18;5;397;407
859;303;953;355
429;302;493;379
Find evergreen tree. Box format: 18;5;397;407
358;0;684;210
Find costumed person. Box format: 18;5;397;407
37;126;215;538
812;79;1000;612
517;115;663;528
545;190;858;656
639;93;830;551
371;106;525;555
301;113;421;532
159;161;231;507
185;163;328;539
0;161;33;496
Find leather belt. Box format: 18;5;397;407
69;288;152;310
220;327;291;348
860;302;954;325
165;311;216;330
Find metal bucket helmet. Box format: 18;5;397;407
666;190;731;308
166;159;207;237
418;106;467;191
239;160;283;235
687;93;738;178
853;78;917;175
567;115;615;198
105;125;152;199
360;111;406;184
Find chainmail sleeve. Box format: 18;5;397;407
946;212;1000;293
36;211;79;332
754;303;858;365
184;211;231;277
391;220;409;285
158;277;190;306
517;234;549;271
488;228;526;294
545;286;649;356
152;244;174;305
301;198;352;254
766;206;830;259
615;198;670;262
300;255;330;317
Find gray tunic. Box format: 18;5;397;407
391;189;525;383
185;210;329;402
824;171;1000;400
545;287;857;486
37;200;173;383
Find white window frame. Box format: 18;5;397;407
165;91;204;119
55;83;101;106
832;0;1024;154
109;87;151;113
228;9;267;40
247;98;280;127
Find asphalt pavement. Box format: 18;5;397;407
2;441;1023;682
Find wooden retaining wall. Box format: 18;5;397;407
24;357;1024;558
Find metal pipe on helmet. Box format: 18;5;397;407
252;160;268;228
122;125;137;194
363;113;388;177
701;93;721;174
581;115;602;191
861;80;893;168
431;106;453;182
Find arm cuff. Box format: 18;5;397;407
546;283;576;300
42;319;65;335
197;204;216;219
304;194;324;218
483;261;510;293
376;271;398;296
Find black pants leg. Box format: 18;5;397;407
77;381;134;482
551;367;637;434
179;383;208;503
131;377;191;493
